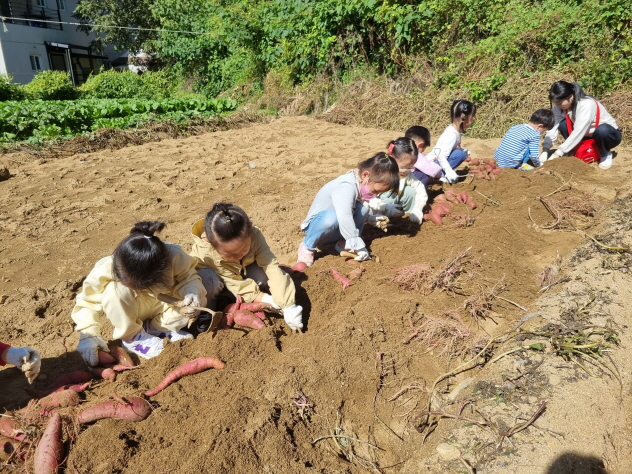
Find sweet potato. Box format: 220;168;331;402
97;351;116;366
445;190;459;203
253;311;266;320
0;416;24;441
433;204;451;217
331;269;351;290
223;295;243;316
109;346;135;368
460;192;468;203
90;367;116;382
292;262;307;272
37;389;80;410
109;365;137;372
348;266;365;281
469;159;480;166
233;310;266;329
492;168;502;175
77;396;152;424
423;212;433;221
44;371;92;393
25;381;91;400
434;194;447;203
429;212;443;225
466;198;477;209
33;413;63;474
144;357;226;397
239;302;272;312
464;156;471;163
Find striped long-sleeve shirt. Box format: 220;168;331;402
494;123;542;168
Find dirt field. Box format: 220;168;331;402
1;116;631;473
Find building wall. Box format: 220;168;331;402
0;0;120;84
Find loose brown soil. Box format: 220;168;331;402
1;116;631;473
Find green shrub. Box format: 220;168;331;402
78;69;180;99
0;74;25;101
78;69;146;99
23;70;77;100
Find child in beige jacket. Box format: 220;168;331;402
72;221;207;365
190;203;303;332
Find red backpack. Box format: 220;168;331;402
565;99;601;164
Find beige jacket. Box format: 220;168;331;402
190;219;295;308
72;244;207;339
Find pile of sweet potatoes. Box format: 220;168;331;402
2;353;225;473
466;156;502;180
423;190;477;226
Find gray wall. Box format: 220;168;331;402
0;0;119;84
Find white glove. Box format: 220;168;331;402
549;149;564;160
5;347;41;384
539;151;549;163
383;203;404;218
367;214;389;232
180;293;201;318
444;168;458;183
354;248;371;262
261;293;281;310
462;148;471;157
283;304;303;331
409;209;424;224
77;334;109;367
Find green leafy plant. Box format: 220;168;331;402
22;71;77;100
0;74;25;101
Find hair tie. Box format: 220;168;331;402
144;235;152;239
387;143;395;155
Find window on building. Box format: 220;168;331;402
56;0;65;10
30;55;41;71
35;0;46;7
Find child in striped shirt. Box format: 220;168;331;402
494;109;555;170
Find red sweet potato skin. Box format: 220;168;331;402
108;346;135;368
77;396;151;424
37;390;80;409
45;371;92;393
90;367;116;382
144;357;226;397
0;417;24;441
33;413;63;474
98;351;116;366
233;310;265;329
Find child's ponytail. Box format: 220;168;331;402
386;137;418;162
450;100;477;133
204;203;252;247
112;221;170;290
358;152;399;192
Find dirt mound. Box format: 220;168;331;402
0;116;630;473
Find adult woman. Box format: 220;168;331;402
542;81;621;170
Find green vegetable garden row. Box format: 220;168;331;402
0;97;236;142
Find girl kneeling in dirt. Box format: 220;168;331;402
420;100;477;184
190;203;303;332
543;81;621;170
72;221;208;365
297;152;399;266
366;137;428;225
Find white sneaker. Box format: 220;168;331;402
122;330;164;359
599;153;613;170
439;176;449;183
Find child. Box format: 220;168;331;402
368;137;429;224
405;125;443;186
421;100;477;184
72;221;207;365
544;81;621;170
0;341;41;383
190;203;303;332
297;152;399;266
494;109;555;169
